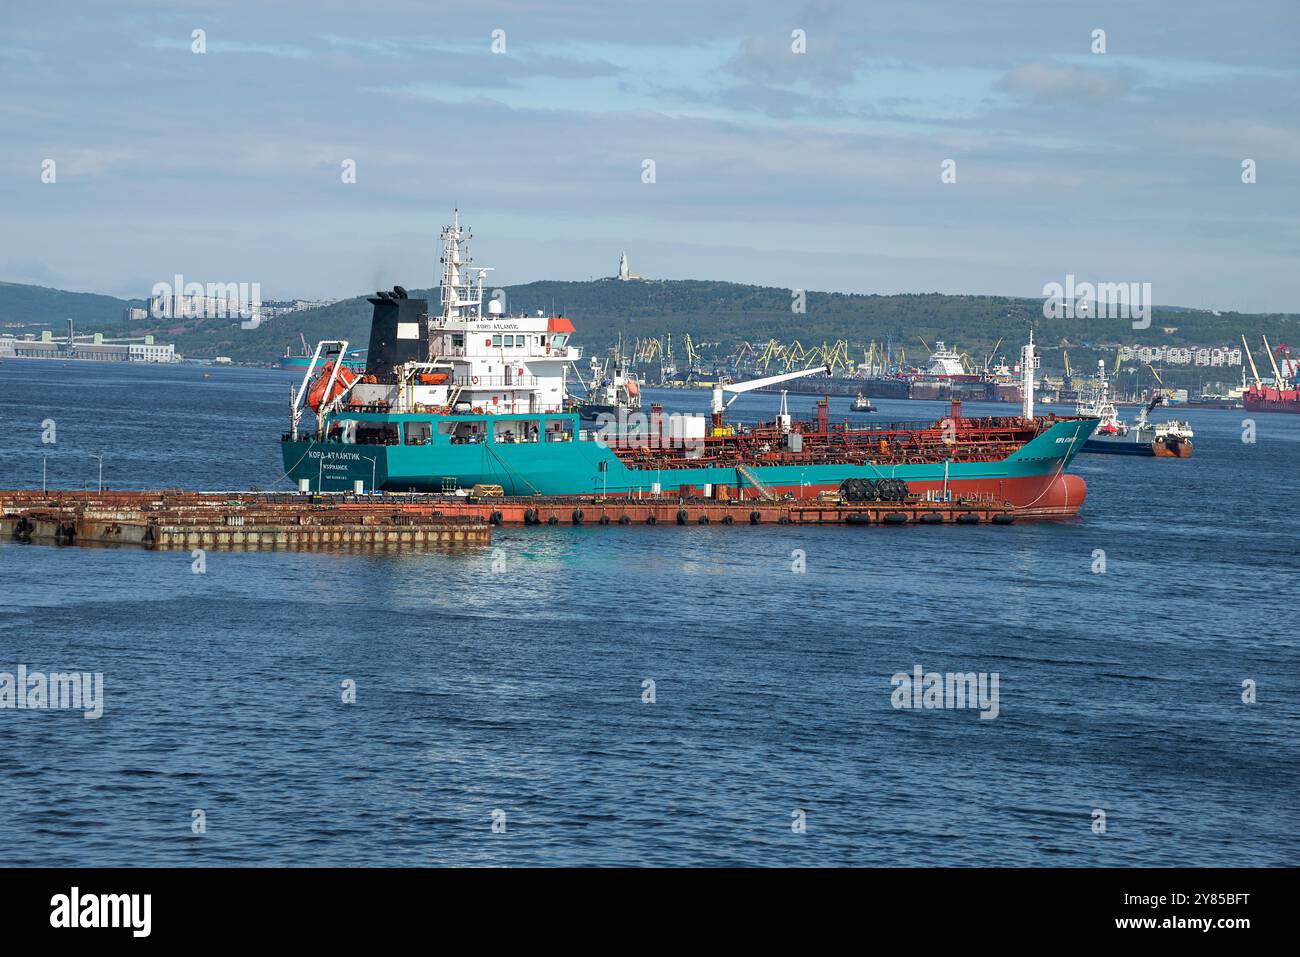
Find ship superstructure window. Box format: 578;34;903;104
492;334;502;348
330;420;399;445
439;421;482;444
494;419;539;443
551;334;568;349
451;334;464;348
405;421;432;445
356;421;399;445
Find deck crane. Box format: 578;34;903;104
1262;334;1285;386
1241;334;1263;388
710;365;830;428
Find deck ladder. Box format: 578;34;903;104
736;464;777;501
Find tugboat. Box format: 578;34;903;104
851;391;876;412
1079;362;1193;457
280;214;1099;515
574;345;642;422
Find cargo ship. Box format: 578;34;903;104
1241;335;1300;413
280;213;1098;517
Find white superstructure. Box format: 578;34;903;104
925;342;966;377
346;212;581;416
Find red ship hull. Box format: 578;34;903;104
1244;391;1300;413
733;473;1087;519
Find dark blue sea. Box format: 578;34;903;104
1;359;1296;866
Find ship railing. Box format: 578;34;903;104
454;374;540;388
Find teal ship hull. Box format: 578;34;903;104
282;412;1098;517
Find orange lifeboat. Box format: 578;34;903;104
307;361;358;413
626;379;640;397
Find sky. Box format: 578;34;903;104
1;1;1297;311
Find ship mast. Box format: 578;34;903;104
1021;330;1036;420
437;209;484;323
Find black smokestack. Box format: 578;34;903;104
365;292;429;381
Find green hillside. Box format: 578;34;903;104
2;278;1296;389
0;281;143;327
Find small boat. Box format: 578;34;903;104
851;391;876;412
574;348;642;422
1078;364;1193;457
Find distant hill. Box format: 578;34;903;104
2;278;1297;384
258;279;1300;376
0;281;142;328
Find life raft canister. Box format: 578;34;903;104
307;361;359;413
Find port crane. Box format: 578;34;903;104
983;337;1004;374
1276;342;1298;387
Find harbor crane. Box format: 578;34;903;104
983;337;1004;373
1277;342;1298;386
711;365;831;426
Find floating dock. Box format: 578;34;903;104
0;491;490;550
2;489;1023;550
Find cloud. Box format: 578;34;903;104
997;62;1133;103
